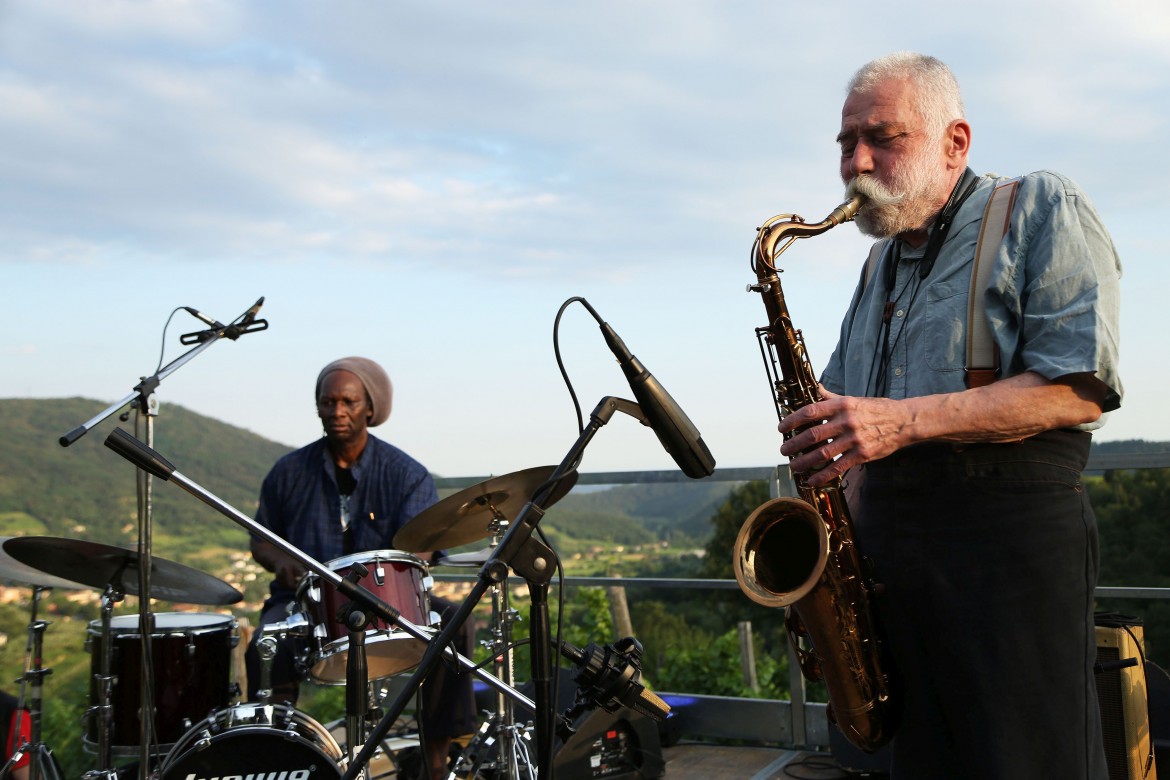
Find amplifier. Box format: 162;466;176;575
1096;618;1158;780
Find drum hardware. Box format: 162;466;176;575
444;537;537;780
336;563;374;771
102;430;545;780
82;583;126;779
0;537;86;780
296;551;435;685
158;703;344;780
252;614;309;705
82;611;237;761
4;537;243;777
0;583;71;780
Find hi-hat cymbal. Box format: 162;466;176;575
0;536;89;590
394;466;577;553
3;536;243;606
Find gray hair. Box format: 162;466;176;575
847;52;965;138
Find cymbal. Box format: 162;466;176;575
394;466;578;553
0;536;89;590
3;536;243;606
432;547;493;568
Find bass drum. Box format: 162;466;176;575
160;704;345;780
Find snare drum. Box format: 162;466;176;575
84;612;236;754
296;550;433;684
160;703;343;780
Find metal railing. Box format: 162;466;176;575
431;450;1170;748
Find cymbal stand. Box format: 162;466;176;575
0;586;62;780
450;533;535;780
83;583;125;780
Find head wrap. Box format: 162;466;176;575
316;357;393;427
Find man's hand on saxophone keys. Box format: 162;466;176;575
778;389;910;487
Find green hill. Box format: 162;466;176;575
0;397;290;549
0;398;730;566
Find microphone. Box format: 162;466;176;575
600;321;715;478
181;297;268;344
240;296;265;325
556;637;670;722
223;296;267;340
183;306;225;329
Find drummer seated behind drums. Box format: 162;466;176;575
245;356;476;780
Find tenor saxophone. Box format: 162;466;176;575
732;196;898;752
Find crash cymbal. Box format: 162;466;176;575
0;536;90;590
394;466;577;553
3;536;243;606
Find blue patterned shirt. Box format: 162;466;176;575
253;434;437;603
820;170;1122;425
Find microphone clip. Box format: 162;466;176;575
557;636;670;723
179;318;268;345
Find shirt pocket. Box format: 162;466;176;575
922;276;969;373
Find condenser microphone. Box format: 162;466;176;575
600;321;715;479
556;637;671;722
183;306;224;329
240;296;265;324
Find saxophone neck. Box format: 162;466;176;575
755;195;864;273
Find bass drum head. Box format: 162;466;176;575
161;704;343;780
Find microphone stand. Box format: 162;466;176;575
343;394;646;780
59;298;266;779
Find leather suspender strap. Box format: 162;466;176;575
966;177;1019;388
863;239;889;290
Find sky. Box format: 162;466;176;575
2;0;1168;482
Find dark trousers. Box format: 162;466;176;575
244;593;478;739
853;430;1108;780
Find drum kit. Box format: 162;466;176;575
0;464;582;780
29;299;673;780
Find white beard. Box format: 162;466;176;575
846;143;950;239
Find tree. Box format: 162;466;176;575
702;480;770;579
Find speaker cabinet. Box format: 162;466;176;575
1096;620;1158;780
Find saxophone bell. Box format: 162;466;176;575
733;497;828;608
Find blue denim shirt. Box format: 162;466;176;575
820;170;1122;425
253;434;438;603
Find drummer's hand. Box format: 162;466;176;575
273;553;307;589
252;538;307;587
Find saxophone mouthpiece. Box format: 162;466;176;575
833;195;864;225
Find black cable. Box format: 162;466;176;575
155;307;184;374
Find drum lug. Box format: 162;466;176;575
193;729;213;751
423;575;434;591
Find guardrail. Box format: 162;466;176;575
430;450;1170;748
